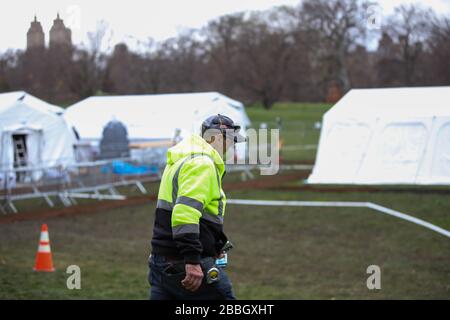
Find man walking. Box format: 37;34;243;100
148;114;245;300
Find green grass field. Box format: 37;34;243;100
246;102;332;163
1;102;449;299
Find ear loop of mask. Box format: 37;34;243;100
222;129;227;154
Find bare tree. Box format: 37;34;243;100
0;50;18;92
203;13;245;95
299;0;368;93
235;12;295;108
136;38;165;93
162;30;206;92
427;15;450;85
72;20;111;97
204;10;295;108
382;4;432;86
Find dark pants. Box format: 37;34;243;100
148;254;236;300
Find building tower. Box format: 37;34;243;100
49;13;72;48
26;16;45;50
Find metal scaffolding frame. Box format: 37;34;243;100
0;157;161;214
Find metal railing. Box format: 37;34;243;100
0;157;163;214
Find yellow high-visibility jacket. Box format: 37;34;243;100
151;134;228;264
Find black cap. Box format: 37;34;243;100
201;114;246;143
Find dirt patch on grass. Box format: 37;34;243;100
0;172;309;225
223;171;309;190
0;195;156;225
272;185;450;195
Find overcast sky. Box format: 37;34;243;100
1;0;449;52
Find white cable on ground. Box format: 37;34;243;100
63;192;126;200
282;144;318;151
227;199;450;239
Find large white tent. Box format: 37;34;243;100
65;92;251;160
0;91;76;181
308;87;450;185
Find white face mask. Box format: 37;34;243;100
223;136;237;161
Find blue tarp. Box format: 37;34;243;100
101;160;159;175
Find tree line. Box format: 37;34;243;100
0;0;449;108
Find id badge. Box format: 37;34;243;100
215;253;228;268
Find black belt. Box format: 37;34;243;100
163;254;184;263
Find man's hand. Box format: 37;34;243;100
181;264;204;292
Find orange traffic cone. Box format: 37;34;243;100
33;224;55;272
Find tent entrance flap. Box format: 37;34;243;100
9;129;43;182
12;134;28;180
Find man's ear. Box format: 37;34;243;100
204;135;216;144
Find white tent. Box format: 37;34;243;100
308;87;450;185
65;92;251;160
0;91;76;181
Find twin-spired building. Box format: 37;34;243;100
26;14;72;50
